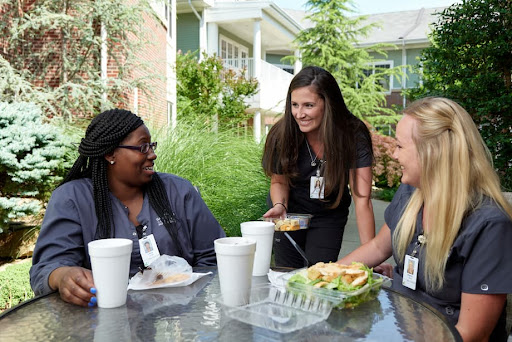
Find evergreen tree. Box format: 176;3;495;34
0;0;155;120
0;102;72;232
291;0;403;125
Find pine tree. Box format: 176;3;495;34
292;0;403;125
0;0;154;120
0;102;72;232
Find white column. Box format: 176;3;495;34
169;0;177;128
207;22;219;56
400;38;407;108
253;20;261;79
253;111;261;143
199;12;207;59
294;49;302;74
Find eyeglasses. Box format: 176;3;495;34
117;142;157;154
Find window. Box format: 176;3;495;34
165;2;172;38
152;0;172;38
362;61;393;93
219;35;249;71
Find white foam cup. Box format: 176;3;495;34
240;221;275;276
88;238;133;308
214;237;256;306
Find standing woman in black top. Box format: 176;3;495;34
262;66;376;268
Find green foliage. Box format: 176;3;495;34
0;0;156;120
372;187;397;202
406;0;512;189
176;51;258;130
153;123;269;237
0;102;73;233
289;0;403;126
0;261;34;311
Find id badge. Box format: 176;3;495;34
310;176;324;199
139;234;161;267
402;254;419;290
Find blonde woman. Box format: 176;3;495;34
338;97;512;341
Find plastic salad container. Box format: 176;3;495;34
213;284;333;333
285;213;313;229
286;267;390;309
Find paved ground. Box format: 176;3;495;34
337;199;395;266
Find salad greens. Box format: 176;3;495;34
286;263;384;309
288;263;376;291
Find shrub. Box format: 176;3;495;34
0;102;73;233
0;261;34;312
368;125;402;193
153;123;269;237
176;51;258;130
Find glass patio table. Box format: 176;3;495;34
0;267;461;341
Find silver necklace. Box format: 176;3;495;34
305;140;318;167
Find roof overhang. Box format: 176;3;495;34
178;1;303;55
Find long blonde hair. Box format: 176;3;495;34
393;97;512;292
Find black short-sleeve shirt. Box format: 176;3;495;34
284;129;372;229
386;184;512;340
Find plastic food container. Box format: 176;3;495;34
287;272;389;310
286;213;313;229
213;284;333;333
261;214;313;231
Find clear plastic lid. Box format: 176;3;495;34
212;284;333;333
286;270;390;309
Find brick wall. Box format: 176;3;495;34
122;0;168;125
1;0;169;125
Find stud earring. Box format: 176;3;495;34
110;160;115;165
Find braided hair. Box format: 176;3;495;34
62;109;184;255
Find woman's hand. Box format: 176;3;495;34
373;262;394;278
263;204;286;219
49;266;97;307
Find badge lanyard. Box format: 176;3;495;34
306;140;325;199
402;231;426;290
136;224;161;267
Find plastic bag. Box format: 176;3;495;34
133;255;193;288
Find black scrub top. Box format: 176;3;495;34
285;129;372;229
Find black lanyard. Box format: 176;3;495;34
135;225;147;239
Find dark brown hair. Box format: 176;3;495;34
262;66;372;207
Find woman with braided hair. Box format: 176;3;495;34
30;109;225;307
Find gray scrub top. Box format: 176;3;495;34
387;184;512;341
30;173;225;296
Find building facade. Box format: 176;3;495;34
176;0;303;141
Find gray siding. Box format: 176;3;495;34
177;13;200;55
266;54;292;65
370;48;424;89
